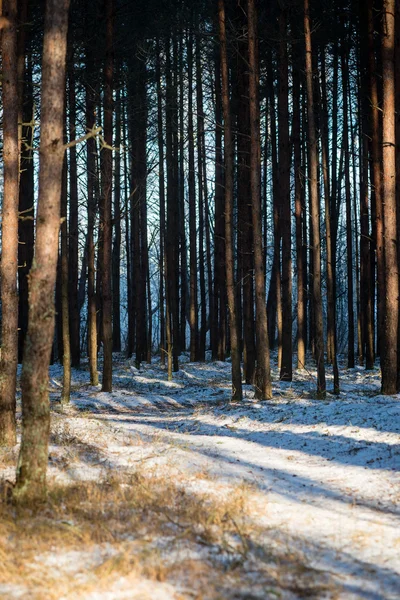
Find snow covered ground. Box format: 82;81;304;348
1;355;399;599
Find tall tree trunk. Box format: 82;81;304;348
0;0;19;445
178;34;187;353
101;0;113;391
320;46;339;392
67;41;80;368
237;16;256;384
341;43;355;369
218;0;242;400
292;48;306;370
196;32;207;360
368;0;384;361
14;0;70;503
17;6;34;365
166;37;179;372
213;44;226;362
187;29;198;362
381;0;398;394
112;83;122;352
156;39;166;365
60;148;71;403
248;0;272;399
278;5;292;381
85;27;99;386
304;0;326;396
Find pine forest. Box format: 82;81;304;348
0;0;399;597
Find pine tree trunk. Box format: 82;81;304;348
101;0;113;391
61;149;71;404
248;0;272;399
381;0;398;394
341;44;355;369
368;0;384;361
237;19;255;384
67;44;80;368
218;0;242;400
187;30;199;362
0;0;19;445
213;44;226;362
112;83;122;353
278;5;292;381
292;48;306;371
14;0;70;503
85;26;99;386
304;0;326;397
156;39;166;365
196;33;207;360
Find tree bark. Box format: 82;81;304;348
278;5;292;381
381;0;398;394
0;0;19;445
101;0;113;391
14;0;70;503
248;0;272;399
304;0;326;397
218;0;242;400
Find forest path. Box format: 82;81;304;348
1;358;399;599
62;357;400;599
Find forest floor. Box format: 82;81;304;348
0;355;399;599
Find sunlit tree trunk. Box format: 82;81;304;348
14;0;70;503
0;0;19;445
381;0;398;394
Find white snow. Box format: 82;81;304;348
2;355;400;599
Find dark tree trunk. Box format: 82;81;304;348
112;83;122;353
101;0;114;391
218;0;242;400
304;0;326;396
67;42;80;368
342;41;355;369
278;5;292;381
248;0;272;399
196;32;207;360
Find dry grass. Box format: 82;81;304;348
0;410;338;599
0;467;338;599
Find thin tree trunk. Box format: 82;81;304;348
101;0;113;391
218;0;242;400
248;0;272;400
67;42;80;368
278;5;292;381
304;0;326;397
14;0;70;503
341;43;355;369
196;32;207;360
213;44;226;362
381;0;398;394
292;49;306;370
0;0;19;445
60;149;71;404
187;29;198;362
368;0;384;361
156;39;166;365
85;30;99;387
112;83;122;352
